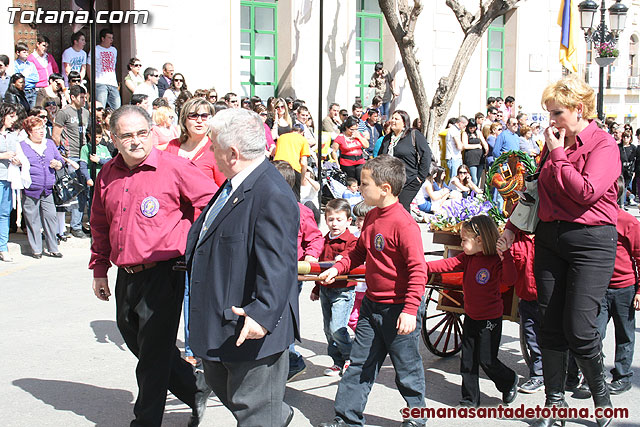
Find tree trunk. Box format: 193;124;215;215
379;0;520;161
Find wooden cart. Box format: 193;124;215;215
422;231;531;368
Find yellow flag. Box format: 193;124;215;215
558;0;578;73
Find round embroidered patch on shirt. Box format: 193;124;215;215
475;268;490;285
140;196;160;218
374;234;385;251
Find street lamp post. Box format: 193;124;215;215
578;0;628;121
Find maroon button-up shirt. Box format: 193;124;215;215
89;148;217;278
537;120;620;226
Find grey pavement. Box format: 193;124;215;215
1;216;639;427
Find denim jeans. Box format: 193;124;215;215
24;87;36;108
69;157;86;231
95;83;121;110
379;102;390;121
468;165;483;186
447;157;462;180
334;296;426;426
183;274;192;357
0;180;11;251
518;299;543;380
596;285;636;382
320;286;355;365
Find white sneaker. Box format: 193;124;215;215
324;364;342;376
0;251;13;262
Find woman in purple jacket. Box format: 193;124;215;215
19;115;64;258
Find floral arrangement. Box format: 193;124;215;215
429;195;504;233
595;42;619;58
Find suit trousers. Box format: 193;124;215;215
460;316;516;405
115;259;198;427
202;350;290;427
534;221;616;358
22;192;58;255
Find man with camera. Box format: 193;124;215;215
35;73;69;109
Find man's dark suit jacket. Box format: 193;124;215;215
157;75;170;98
186;159;300;362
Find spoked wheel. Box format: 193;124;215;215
421;287;463;357
519;319;532;369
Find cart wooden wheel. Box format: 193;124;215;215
422;287;463;357
519;319;533;369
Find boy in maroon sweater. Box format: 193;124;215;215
311;198;358;376
595;178;640;395
318;155;428;427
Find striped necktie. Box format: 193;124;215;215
198;182;232;243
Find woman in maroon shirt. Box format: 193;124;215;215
499;75;619;427
331;115;368;183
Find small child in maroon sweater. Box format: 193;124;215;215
311;198;358;376
427;215;519;408
318;155;428;427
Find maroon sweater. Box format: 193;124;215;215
315;229;358;290
427;251;517;320
333;202;427;316
611;208;640;292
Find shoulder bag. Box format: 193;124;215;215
53;166;86;205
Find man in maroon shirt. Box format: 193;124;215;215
89;105;217;427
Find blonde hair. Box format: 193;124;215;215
541;74;596;119
178;97;214;144
490;122;501;134
152;106;173;127
461;215;499;256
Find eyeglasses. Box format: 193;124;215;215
31;126;45;132
44;102;57;107
209;95;217;100
96;107;104;111
133;64;142;67
38;115;48;119
116;128;150;143
70;79;81;83
187;112;211;121
151;74;159;77
276;105;285;109
174;78;184;82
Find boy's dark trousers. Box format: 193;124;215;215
519;299;543;380
333;296;426;426
460;316;517;406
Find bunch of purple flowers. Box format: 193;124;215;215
596;42;619;58
429;195;501;231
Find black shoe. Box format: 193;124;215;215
31;253;42;259
46;252;63;258
71;229;87;239
56;233;68;242
318;419;348;427
608;379;631;395
287;358;307;382
283;406;294;426
503;374;519;404
188;372;212;427
82;226;91;236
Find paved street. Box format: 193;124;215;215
1;221;639;427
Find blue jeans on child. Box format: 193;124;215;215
183;274;192;357
0;180;11;252
518;299;543;380
334;296;427;426
320;286;355;366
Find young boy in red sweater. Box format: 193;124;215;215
318;155;428;427
311;198;358;376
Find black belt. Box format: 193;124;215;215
340;154;363;161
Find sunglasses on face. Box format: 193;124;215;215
44;102;56;107
70;79;81;83
187;112;211;121
96;107;104;111
151;74;159;77
133;64;142;67
38;115;47;119
174;79;184;83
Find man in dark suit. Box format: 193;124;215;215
157;62;173;98
186;108;300;426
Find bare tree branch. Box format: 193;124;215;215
445;0;474;34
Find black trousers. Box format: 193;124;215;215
399;177;422;212
460;316;516;405
534;221;617;358
115;259;198;426
340;163;364;185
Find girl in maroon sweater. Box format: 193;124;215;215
427;215;519;407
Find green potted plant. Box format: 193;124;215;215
595;42;619;67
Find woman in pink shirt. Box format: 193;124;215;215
165;97;224;187
150;106;178;150
499;75;619;427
